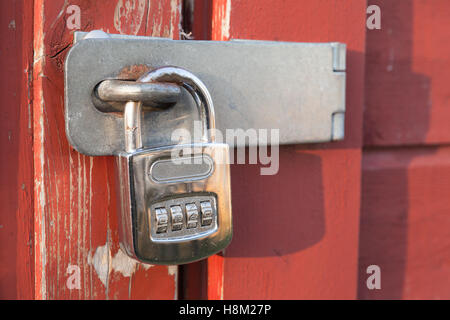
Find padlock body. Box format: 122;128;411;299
115;142;232;265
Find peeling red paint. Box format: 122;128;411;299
5;0;182;300
114;0;146;35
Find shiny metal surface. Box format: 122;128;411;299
123;101;142;153
114;67;232;264
116;143;232;264
150;193;217;240
137;67;216;142
149;155;213;183
96;80;181;110
65;31;346;156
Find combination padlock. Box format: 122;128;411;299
115;66;232;265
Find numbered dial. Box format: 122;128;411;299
149;194;218;241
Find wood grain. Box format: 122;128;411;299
0;0;35;300
31;0;181;300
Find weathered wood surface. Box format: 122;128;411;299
0;0;35;300
2;0;181;300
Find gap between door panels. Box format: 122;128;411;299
178;0;218;300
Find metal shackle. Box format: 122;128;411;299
123;67;216;153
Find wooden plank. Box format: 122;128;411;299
364;0;450;146
222;148;362;299
207;0;366;299
360;0;450;300
32;0;181;300
0;0;35;300
359;147;450;299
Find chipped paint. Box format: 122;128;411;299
114;0;146;35
89;244;159;287
168;265;178;300
170;0;181;39
30;0;180;299
221;0;231;40
33;0;47;300
33;33;45;66
146;0;181;39
89;244;111;287
168;265;177;276
212;0;231;41
140;263;154;271
111;248;138;277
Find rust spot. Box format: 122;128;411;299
117;64;152;80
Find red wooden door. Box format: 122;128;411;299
181;0;366;299
1;0;449;300
182;0;450;300
1;0;180;300
208;0;365;300
359;0;450;299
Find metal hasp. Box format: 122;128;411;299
65;31;346;156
